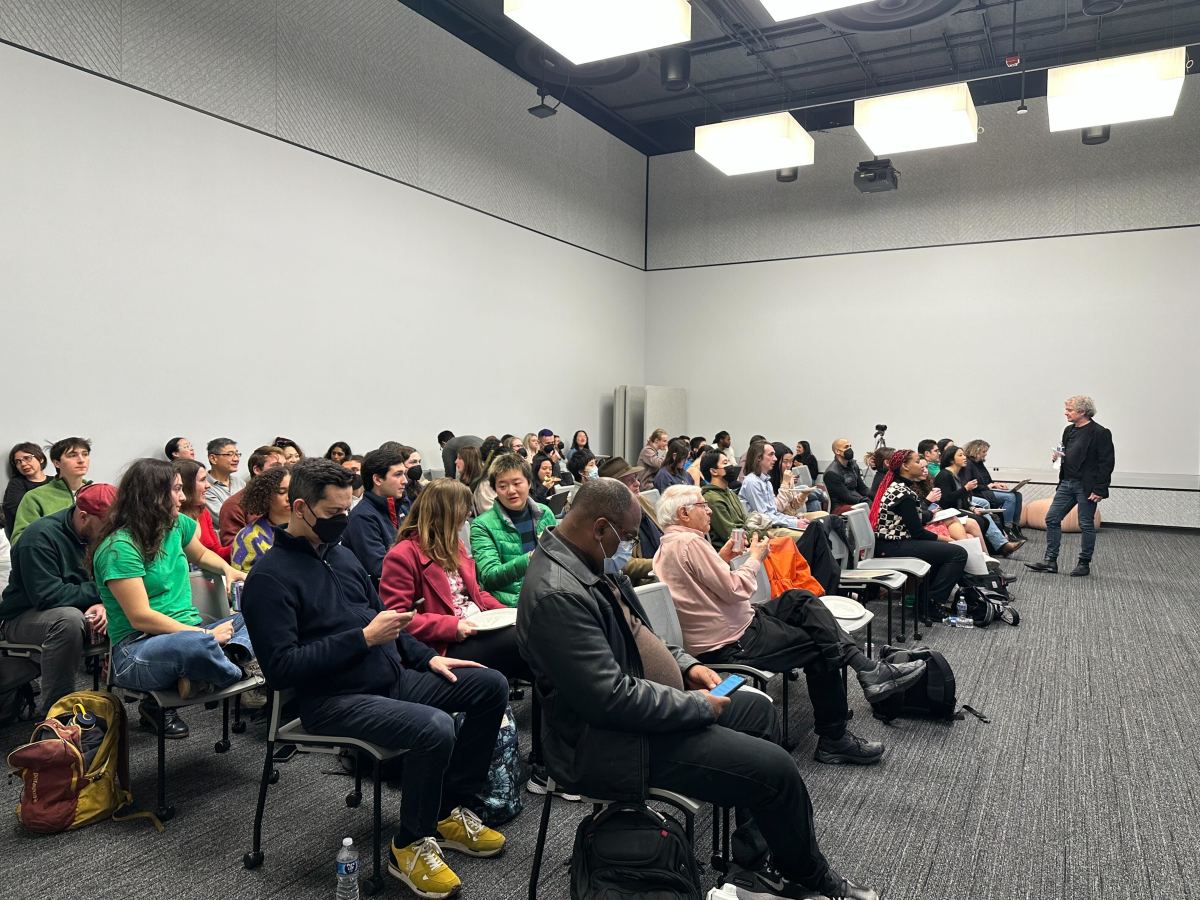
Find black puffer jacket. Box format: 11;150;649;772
516;530;714;801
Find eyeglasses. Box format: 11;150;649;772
683;502;711;512
213;451;241;458
13;455;40;465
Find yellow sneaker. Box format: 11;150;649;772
436;806;506;858
388;837;461;898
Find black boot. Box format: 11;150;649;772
813;731;885;766
1025;559;1058;574
1070;559;1091;577
139;702;189;739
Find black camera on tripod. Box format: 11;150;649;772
873;424;888;449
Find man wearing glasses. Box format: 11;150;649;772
204;437;245;521
651;484;926;768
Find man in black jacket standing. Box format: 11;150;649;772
1027;395;1115;577
517;478;879;900
242;459;509;899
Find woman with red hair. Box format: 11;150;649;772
871;449;968;613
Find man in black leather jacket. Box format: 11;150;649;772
516;478;879;900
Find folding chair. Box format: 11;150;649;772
839;507;932;644
243;690;405;895
0;640;107;692
640;488;661;509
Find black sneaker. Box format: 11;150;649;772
525;769;581;801
730;865;880;900
811;870;881;900
1025;559;1058;574
1070;560;1091;577
857;658;926;703
813;730;885;766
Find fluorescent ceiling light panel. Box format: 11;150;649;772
854;83;979;155
759;0;873;21
503;0;691;66
1047;47;1187;132
695;112;815;176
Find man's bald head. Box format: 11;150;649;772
567;478;639;528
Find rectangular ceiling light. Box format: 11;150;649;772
1047;47;1187;132
759;0;872;21
854;83;978;155
695;112;815;176
503;0;691;66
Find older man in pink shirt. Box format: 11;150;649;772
652;485;925;766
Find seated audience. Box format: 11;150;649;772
92;458;250;739
637;428;669;491
536;429;571;484
441;434;482;482
12;438;93;544
522;433;541;462
936;446;1023;556
963;439;1023;536
473;440;502;516
345;447;409;584
0;483;116;716
454;445;486;499
794;440;820;483
771;442;822;513
653;484;925;764
342;454;365;508
564;448;598;508
164;437;196;461
871;450;968;613
654;438;693;493
175;459;231;561
529;453;560;505
231;465;291;573
739;441;810;532
242;459;508;899
470;454;556;606
204;437;244;522
824;438;871;513
272;437;304;464
324;441;352;463
218;445;287;543
438;430;455;449
502;434;523;458
713;430;734;461
699;451;750;548
869;447;894;502
595;457;661;585
917;439;941;477
379;481;529;681
564;430;590;464
516;479;881;900
4;442;50;540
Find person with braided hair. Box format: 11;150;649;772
871;449;968;613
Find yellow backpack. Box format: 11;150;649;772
7;690;161;833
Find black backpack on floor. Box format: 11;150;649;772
958;584;1020;627
869;646;957;722
570;803;702;900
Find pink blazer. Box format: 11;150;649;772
379;536;504;655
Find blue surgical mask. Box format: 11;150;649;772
601;523;636;576
585;466;599;481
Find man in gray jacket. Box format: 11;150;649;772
516;479;879;900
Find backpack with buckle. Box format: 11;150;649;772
869;646;957;722
571;802;702;900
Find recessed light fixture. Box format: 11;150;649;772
503;0;692;66
695;112;816;176
1047;47;1186;132
758;0;873;21
854;83;979;155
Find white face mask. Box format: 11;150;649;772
600;523;636;576
585;466;599;481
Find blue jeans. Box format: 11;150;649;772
112;614;253;693
969;498;1009;551
805;488;826;513
1045;479;1097;562
992;490;1022;527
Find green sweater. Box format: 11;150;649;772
0;507;99;620
701;483;748;548
11;479;88;545
469;500;556;607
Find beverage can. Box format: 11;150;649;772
731;528;746;555
231;580;245;611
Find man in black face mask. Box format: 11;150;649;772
242;459;510;898
824;438;872;514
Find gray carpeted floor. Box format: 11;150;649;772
2;527;1197;900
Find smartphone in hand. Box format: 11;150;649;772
709;674;747;698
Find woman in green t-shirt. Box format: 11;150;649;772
91;458;251;739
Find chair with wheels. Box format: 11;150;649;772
243;690;407;896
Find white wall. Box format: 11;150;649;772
644;228;1200;478
0;42;645;485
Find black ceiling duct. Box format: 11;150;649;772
1082;0;1125;15
659;48;691;92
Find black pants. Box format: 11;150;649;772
697;591;853;739
647;688;830;888
875;538;967;608
301;666;509;845
446;626;542;764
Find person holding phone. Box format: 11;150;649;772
242;460;510;899
518;479;881;900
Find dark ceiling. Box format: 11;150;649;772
398;0;1200;155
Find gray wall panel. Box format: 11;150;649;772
0;0;646;267
648;88;1200;269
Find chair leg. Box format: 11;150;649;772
243;739;275;869
898;579;909;643
528;790;555;900
365;758;384;895
216;699;232;753
156;705;174;822
232;693;247;733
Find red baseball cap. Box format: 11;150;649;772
75;483;116;518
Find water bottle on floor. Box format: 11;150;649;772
336;837;359;900
956;598;974;629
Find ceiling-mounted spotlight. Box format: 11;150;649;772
1016;70;1028;115
776;167;799;182
1082;125;1111;145
528;90;557;119
660;47;691;92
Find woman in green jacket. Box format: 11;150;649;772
469;454;556;607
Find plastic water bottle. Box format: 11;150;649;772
1052;443;1064;471
336;837;360;900
955;598;974;629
